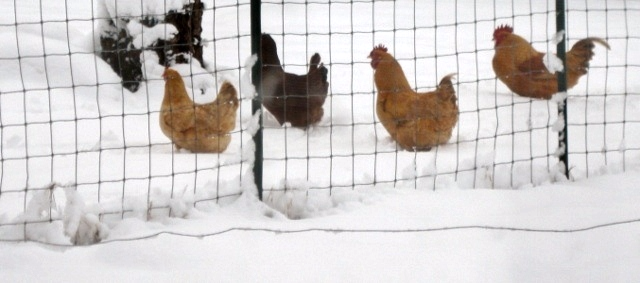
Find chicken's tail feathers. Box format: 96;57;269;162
438;73;457;87
308;53;329;82
584;37;611;50
567;37;610;74
570;37;610;56
319;65;328;82
310;53;321;65
437;73;457;102
216;81;239;104
309;53;322;69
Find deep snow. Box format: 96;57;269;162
2;171;640;282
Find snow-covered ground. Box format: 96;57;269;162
1;0;640;281
2;171;640;282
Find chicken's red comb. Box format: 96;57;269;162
373;44;388;53
494;24;513;37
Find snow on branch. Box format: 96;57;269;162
97;0;204;92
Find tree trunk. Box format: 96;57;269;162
99;0;204;92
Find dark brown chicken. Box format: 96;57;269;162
160;68;239;153
258;33;329;128
369;44;458;151
493;24;610;99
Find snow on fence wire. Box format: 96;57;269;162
0;0;638;244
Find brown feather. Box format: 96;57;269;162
493;25;609;99
259;33;329;128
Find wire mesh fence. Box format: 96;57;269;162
0;0;638;244
565;1;640;178
0;0;255;243
257;0;566;203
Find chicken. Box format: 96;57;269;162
492;24;610;99
369;44;458;151
160;68;239;153
259;33;329;128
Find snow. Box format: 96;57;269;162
1;0;640;281
2;174;640;281
100;0;191;22
543;31;566;73
543;53;565;74
62;187;110;245
127;21;178;49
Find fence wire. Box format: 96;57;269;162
0;0;638;244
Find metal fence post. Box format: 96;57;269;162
556;0;569;179
251;0;263;200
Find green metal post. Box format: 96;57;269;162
556;0;569;179
251;0;263;200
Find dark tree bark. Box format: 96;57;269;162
99;0;204;92
99;21;143;92
157;0;204;67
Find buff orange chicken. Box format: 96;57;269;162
160;68;239;153
369;44;458;151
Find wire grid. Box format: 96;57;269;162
0;0;254;241
259;0;640;202
0;0;638;243
565;1;640;178
259;0;561;205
